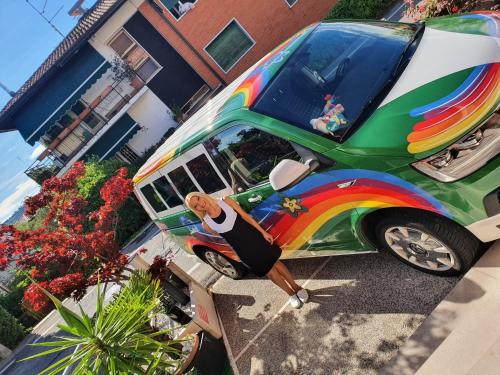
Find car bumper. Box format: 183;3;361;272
466;213;500;243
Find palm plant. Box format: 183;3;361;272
21;272;186;374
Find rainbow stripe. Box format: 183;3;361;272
219;25;314;113
407;63;500;154
254;170;450;254
133;148;176;183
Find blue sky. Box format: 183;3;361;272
0;0;97;222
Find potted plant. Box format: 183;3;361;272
21;272;186;374
22;271;232;374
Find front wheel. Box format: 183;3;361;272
375;211;481;276
199;248;247;280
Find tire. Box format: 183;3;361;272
374;211;480;276
199;248;247;280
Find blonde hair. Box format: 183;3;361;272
185;192;218;220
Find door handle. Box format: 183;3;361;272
248;195;262;203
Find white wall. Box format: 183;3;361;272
127;89;178;155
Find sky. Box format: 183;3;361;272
0;0;98;223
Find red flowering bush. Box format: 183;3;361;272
403;0;478;21
0;161;136;314
147;255;172;281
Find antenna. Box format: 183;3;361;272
25;0;65;38
0;81;16;97
68;0;87;17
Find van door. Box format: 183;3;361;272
204;124;363;258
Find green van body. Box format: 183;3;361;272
134;13;500;274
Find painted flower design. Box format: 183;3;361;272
282;197;307;217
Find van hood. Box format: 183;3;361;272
343;12;500;159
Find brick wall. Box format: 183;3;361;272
140;0;336;87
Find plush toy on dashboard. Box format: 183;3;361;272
310;94;349;136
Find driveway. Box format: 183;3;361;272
212;251;459;374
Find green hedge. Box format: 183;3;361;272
325;0;394;20
0;305;25;349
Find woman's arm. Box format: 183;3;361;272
202;221;219;236
223;197;274;244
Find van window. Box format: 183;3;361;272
186;154;226;194
205;125;301;188
140;184;167;212
168;166;198;198
152;176;183;208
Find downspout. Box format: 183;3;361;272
146;0;227;87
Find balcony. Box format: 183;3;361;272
25;73;145;184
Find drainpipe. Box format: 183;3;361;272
147;0;227;87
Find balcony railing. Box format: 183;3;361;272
25;74;145;184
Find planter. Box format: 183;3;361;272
165;304;191;325
178;331;232;375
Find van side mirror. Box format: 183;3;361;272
269;159;315;192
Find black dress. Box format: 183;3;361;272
205;199;282;277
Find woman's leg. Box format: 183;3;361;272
266;266;296;296
274;261;301;293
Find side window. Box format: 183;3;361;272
204;125;301;189
168;166;198;198
186;154;226;194
140;184;167;212
152;176;182;208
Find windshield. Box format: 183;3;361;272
252;22;417;142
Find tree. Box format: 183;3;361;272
0;162;136;314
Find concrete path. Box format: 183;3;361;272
212;251;459;374
382;241;500;375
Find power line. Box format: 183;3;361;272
25;0;65;38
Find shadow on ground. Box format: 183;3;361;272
213;252;461;374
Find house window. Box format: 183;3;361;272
205;19;255;73
285;0;298;6
160;0;197;20
108;30;161;82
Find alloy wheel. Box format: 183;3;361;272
204;251;239;278
384;226;457;271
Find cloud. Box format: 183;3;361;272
30;144;46;160
0;178;39;223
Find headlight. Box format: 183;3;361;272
412;112;500;182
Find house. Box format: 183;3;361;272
0;0;334;184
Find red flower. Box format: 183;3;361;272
451;5;459;13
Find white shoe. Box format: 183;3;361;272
288;294;302;309
297;288;309;303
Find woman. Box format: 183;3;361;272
185;192;308;309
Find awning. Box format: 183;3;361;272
10;44;111;145
81;113;140;161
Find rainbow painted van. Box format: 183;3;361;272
134;13;500;278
